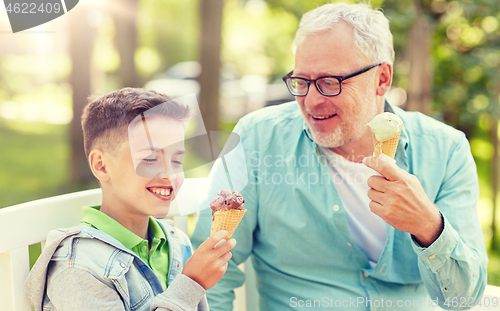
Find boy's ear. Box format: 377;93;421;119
88;149;110;182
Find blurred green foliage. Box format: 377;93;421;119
137;0;199;76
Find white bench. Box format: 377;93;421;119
1;178;499;311
0;178;258;311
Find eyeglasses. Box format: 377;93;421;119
282;63;382;97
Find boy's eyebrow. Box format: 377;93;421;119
135;147;161;153
134;147;187;155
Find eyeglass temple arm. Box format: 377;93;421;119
343;62;383;80
282;70;294;80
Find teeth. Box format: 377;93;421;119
150;187;171;196
313;115;334;120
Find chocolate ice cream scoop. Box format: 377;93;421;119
209;189;245;217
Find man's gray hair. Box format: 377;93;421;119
293;2;395;65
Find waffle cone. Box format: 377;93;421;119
210;209;247;239
372;132;401;159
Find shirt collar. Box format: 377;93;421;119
303;118;314;142
148;216;166;242
81;205;165;250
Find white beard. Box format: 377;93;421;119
306;100;379;148
308;124;345;148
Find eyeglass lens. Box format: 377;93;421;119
289;77;341;96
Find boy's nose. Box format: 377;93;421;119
158;150;176;180
158;165;176;180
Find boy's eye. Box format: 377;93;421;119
172;161;183;166
143;158;158;163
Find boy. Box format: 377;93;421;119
24;88;235;310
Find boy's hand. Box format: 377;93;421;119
182;230;236;290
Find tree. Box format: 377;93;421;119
111;0;140;87
198;0;224;132
405;1;434;114
69;5;97;185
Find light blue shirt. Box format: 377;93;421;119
191;101;488;311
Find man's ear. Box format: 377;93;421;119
88;149;110;182
375;62;393;97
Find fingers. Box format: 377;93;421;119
367;187;386;219
220;250;233;262
213;239;226;249
211;229;229;240
219;262;229;274
199;230;229;251
368;200;384;218
213;238;236;257
212;249;232;278
367;188;384;205
198;230;236;260
363;156;401;181
367;175;387;191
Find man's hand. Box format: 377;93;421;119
363;157;443;247
182;230;236;290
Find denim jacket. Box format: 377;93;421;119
24;218;209;311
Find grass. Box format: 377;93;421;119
0;121;72;208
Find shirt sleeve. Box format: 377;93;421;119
410;133;488;308
190;121;258;311
47;267;127;311
152;274;207;311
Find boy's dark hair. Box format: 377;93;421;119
81;87;192;158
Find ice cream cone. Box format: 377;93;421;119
211;209;247;239
372;132;400;159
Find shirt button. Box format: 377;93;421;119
428;254;436;260
176;262;180;270
120;262;125;268
333;205;340;212
363;272;369;278
141;265;148;271
347;242;353;247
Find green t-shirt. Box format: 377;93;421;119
80;205;170;290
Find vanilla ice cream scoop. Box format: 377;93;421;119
367;112;403;142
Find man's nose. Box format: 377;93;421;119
303;83;327;109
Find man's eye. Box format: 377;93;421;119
172;161;183;166
322;78;337;86
143;158;157;163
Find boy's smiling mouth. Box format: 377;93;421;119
147;186;173;200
